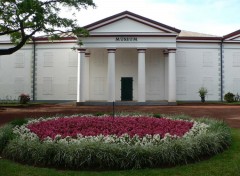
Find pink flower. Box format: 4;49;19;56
27;116;193;140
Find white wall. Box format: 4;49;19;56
146;49;165;100
223;43;240;96
0;41;232;102
0;45;32;101
115;48;138;101
35;43;78;100
88;48;108;101
176;42;221;101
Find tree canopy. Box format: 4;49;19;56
0;0;95;55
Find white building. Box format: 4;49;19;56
0;11;240;105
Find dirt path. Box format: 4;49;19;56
0;104;240;128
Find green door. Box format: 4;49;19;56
121;77;133;101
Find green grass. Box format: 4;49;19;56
177;101;240;105
0;128;239;176
225;102;240;105
0;102;46;107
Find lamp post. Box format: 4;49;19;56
112;98;115;119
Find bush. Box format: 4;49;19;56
19;94;30;104
10;119;28;127
94;112;105;116
224;92;235;103
198;87;208;97
0;125;15;153
153;114;163;118
0;115;232;170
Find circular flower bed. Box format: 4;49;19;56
0;114;232;170
27;116;194;144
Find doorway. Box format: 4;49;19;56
121;77;133;101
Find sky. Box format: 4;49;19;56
70;0;240;36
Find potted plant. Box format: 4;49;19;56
19;93;30;104
198;87;208;103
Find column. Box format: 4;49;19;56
164;50;169;100
77;49;86;102
107;49;116;102
168;49;176;102
138;49;146;102
85;53;90;101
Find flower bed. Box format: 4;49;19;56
26;116;194;142
0;114;232;170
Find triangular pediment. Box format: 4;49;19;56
233;37;240;40
224;29;240;41
84;11;180;35
91;18;164;33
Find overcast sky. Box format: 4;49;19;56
72;0;240;36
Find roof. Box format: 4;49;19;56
177;30;222;41
179;30;219;37
33;32;77;41
84;11;181;33
7;11;238;43
223;29;240;40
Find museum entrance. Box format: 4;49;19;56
121;77;133;101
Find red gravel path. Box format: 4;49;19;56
0;103;240;128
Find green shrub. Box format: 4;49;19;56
94;112;105;116
0;125;15;153
10;119;28;127
198;87;208;97
153;114;163;118
224;92;235;103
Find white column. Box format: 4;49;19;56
168;49;176;102
107;49;116;102
85;53;90;101
164;50;169;100
77;49;86;102
138;49;146;102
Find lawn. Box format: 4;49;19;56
0;128;239;176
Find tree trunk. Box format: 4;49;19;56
0;37;29;55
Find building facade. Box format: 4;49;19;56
0;11;240;104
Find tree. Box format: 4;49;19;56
0;0;95;55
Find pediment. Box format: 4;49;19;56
231;36;240;41
91;18;164;33
84;11;180;35
224;29;240;41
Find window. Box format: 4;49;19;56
233;53;240;67
15;53;24;68
233;78;240;93
203;52;213;67
43;77;53;95
43;52;53;67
